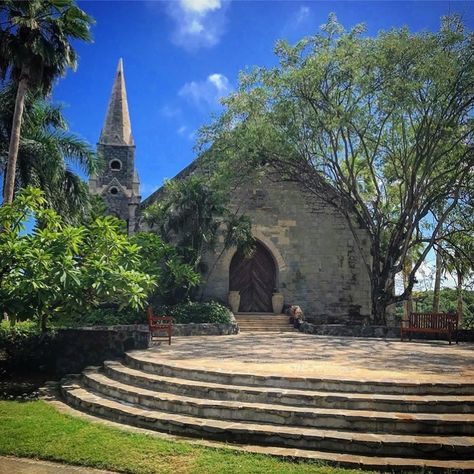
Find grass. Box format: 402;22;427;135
0;400;376;474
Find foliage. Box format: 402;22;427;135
0;320;56;373
0;0;94;203
0;85;97;222
53;307;145;328
201;14;474;324
0;401;363;474
144;175;255;275
55;301;233;327
157;301;233;325
131;232;201;306
0;188;155;332
0;0;94;91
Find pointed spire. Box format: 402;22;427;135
100;58;134;145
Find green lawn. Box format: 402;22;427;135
0;400;375;474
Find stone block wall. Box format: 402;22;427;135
54;326;149;375
89;143;139;225
201;175;372;323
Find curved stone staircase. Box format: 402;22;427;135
60;351;474;472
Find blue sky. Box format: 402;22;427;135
53;0;474;200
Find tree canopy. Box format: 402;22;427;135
0;0;94;203
202;14;474;323
0;188;155;331
0;85;97;222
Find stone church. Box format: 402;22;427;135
90;60;372;322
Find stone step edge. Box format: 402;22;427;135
239;329;296;332
104;361;474;410
236;321;292;324
53;382;474;473
237;324;293;327
235;319;290;322
236;324;292;326
83;370;474;432
125;354;474;395
61;382;474;456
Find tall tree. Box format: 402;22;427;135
202;14;474;323
0;85;97;222
0;0;93;204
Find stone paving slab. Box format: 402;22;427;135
0;457;115;474
138;333;474;383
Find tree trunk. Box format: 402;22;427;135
372;293;387;325
403;255;413;322
432;248;443;312
371;266;388;325
456;271;464;327
3;77;28;204
40;313;48;334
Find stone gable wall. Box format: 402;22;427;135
201;176;372;323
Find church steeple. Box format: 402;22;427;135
100;58;134;146
89;58;140;235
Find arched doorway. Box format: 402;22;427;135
229;241;276;312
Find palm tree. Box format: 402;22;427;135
0;84;97;223
0;0;93;204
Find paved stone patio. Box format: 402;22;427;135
139;333;474;383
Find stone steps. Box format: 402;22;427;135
125;353;474;395
102;361;474;414
59;350;474;471
82;370;474;435
61;380;474;460
238;327;296;333
234;314;294;332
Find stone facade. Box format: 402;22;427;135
89;59;140;234
199;175;372;323
141;170;372;323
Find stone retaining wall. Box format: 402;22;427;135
54;322;238;375
299;322;474;342
55;326;149;375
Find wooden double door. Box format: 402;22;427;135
229;242;276;312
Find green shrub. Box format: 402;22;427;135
54;302;232;327
0;321;56;373
53;307;146;328
0;188;155;332
158;301;232;324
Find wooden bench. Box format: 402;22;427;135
147;307;173;345
401;312;459;345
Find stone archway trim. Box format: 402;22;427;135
251;227;287;273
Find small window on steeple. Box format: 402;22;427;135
109;187;119;195
110;159;122;171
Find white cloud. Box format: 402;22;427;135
179;73;231;107
282;5;312;37
177;125;196;140
160;105;182;119
295;6;310;25
166;0;229;50
180;0;221;14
